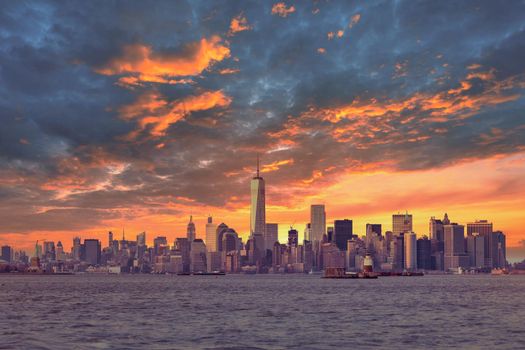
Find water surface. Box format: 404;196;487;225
1;274;524;349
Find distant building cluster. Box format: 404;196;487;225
0;160;514;275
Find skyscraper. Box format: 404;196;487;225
393;212;412;236
108;231;113;248
429;217;444;242
137;232;146;246
72;237;81;260
1;245;12;263
190;239;207;273
334;219;353;251
265;223;279;250
444;224;469;270
417;237;432;270
288;227;299;247
467;220;493;267
366;224;382;236
84;239;101;265
310;204;326;242
250;155;266;238
404;232;417;271
466;233;485;268
187;215;196;242
205;216;217;252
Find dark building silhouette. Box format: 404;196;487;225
84;239;101;265
334;219;353;251
417;237;432;270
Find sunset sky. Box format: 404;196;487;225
1;1;525;260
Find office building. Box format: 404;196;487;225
187;215;196;242
310;204;326;242
404;232;417;271
288;228;298;247
250;156;266;238
393;212;412;236
84;239;101;265
1;245;12;263
366;224;382;237
265;223;279;251
466;233;485;268
429;216;445;242
334;219;353;251
416;237;431;270
190;239;207;272
205;216;217;252
444;224;469;270
467;220;493;267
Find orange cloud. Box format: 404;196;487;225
119;90;232;138
348;14;361;28
271;2;296;17
218;68;240;74
261;159;294;173
272;71;523;145
95;36;230;86
229;14;251;35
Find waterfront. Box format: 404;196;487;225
1;274;524;349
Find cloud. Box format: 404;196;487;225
94;36;230;86
271;3;296;17
348;14;361;28
118;90;232;138
229;13;252;35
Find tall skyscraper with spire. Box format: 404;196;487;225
250;155;266;247
187;215;196;243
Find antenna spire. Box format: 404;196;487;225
256;153;260;177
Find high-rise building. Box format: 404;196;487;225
56;241;65;261
153;236;167;256
265;223;279;251
187;215;196;242
288;228;299;247
310;204;326;242
1;245;12;263
72;237;81;260
467;220;493;267
366;224;382;237
304;223;311;242
466;233;485;268
108;231;114;248
429;217;444;242
334;219;353;251
137;232;146;246
393;212;412;236
492;231;506;268
250;156;266;238
404;232;417;271
190;239;207;273
444;224;469;270
326;226;334;243
205;216;217;252
84;239;101;265
216;223;229;252
416;237;431;270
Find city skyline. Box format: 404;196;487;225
1;1;525;261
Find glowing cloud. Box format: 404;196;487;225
229;14;252;35
95;36;230;86
119;90;232;138
271;2;296;17
348;13;361;28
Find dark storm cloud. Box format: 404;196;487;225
1;0;525;233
